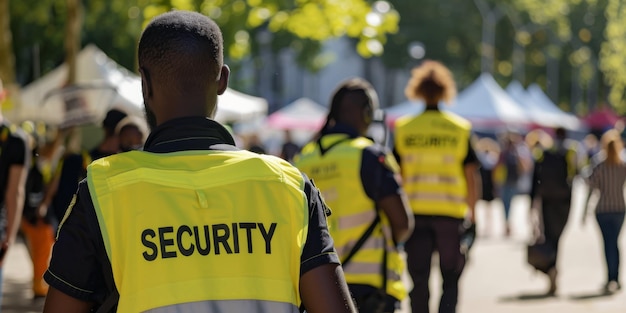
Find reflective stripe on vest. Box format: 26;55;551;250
87;150;308;312
394;111;471;218
295;134;407;301
145;299;298;313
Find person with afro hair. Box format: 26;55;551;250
392;60;480;313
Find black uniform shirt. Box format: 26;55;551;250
44;117;339;306
0;124;29;237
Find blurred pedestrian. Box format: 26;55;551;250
530;127;582;295
475;136;500;237
295;78;414;313
19;121;62;299
496;131;532;237
43;11;356;313
247;134;266;154
583;133;601;165
393;60;480;313
525;129;553;162
49;108;127;222
0;78;31;308
583;129;626;293
115;116;147;151
280;129;300;163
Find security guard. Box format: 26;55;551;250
295;78;414;313
393;61;480;313
43;11;356;313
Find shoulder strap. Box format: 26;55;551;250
341;213;380;266
316;135;352;156
95;289;119;313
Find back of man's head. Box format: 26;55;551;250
138;11;223;97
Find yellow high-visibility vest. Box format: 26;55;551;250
394;111;471;218
87;150;308;312
295;134;407;301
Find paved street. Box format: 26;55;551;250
2;178;626;312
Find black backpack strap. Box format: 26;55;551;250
380;227;388;292
341;213;381;266
95;289;119;313
316;135;352;156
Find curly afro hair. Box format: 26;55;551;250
404;60;456;105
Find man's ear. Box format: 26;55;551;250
217;65;230;95
139;67;153;99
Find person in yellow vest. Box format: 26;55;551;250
295;78;414;313
393;61;480;313
42;11;356;313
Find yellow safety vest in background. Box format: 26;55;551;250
296;134;407;301
87;150;308;313
394;111;471;218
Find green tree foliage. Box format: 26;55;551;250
141;0;399;71
9;0;143;85
10;0;399;86
383;0;623;113
600;0;626;110
10;0;67;84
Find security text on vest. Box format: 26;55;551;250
404;134;458;148
141;222;277;261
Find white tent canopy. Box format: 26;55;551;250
448;73;531;129
385;74;532;130
526;84;581;130
17;44;267;126
506;81;581;130
18;44;144;126
215;88;268;124
384;100;425;123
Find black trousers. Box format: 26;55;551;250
541;197;571;272
405;215;465;313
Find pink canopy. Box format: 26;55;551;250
266;98;327;131
583;107;624;130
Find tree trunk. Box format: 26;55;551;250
65;0;82;85
0;0;15;84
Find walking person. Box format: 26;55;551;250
49;108;127;223
530;127;582;295
475;137;500;237
496;131;532;237
43;11;356;313
584;129;626;293
19;121;63;299
0;79;31;310
393;60;480;313
295;78;414;313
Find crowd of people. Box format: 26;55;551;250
0;9;624;313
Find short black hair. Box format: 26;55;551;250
555;127;567;140
138;11;223;93
102;108;127;135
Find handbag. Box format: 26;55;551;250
527;239;556;273
526;197;556;273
